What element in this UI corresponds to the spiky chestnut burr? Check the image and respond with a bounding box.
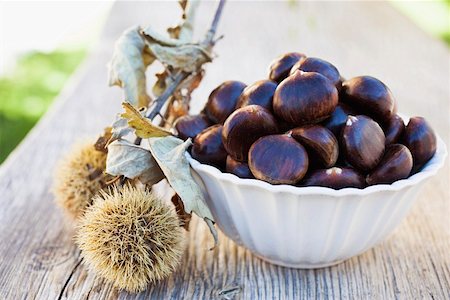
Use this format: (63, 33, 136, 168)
(76, 184, 185, 293)
(53, 142, 109, 219)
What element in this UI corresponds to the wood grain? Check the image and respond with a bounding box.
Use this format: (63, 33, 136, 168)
(0, 2, 449, 299)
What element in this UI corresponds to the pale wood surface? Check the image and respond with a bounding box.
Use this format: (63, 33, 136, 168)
(0, 2, 449, 299)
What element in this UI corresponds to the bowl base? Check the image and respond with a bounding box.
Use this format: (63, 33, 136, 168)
(254, 254, 344, 269)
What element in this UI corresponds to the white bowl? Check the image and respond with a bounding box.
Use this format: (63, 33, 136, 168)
(188, 135, 447, 268)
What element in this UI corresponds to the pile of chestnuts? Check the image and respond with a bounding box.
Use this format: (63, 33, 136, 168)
(173, 52, 438, 189)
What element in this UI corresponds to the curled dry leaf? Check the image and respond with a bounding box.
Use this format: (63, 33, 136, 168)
(148, 136, 218, 247)
(171, 193, 192, 230)
(149, 43, 211, 73)
(94, 127, 113, 153)
(153, 70, 172, 98)
(106, 139, 164, 185)
(162, 71, 205, 127)
(167, 0, 200, 42)
(142, 27, 184, 47)
(121, 102, 171, 138)
(108, 26, 153, 107)
(142, 23, 212, 74)
(108, 115, 135, 145)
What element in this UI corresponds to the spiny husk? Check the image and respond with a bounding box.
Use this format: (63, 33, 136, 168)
(76, 184, 185, 293)
(53, 142, 109, 219)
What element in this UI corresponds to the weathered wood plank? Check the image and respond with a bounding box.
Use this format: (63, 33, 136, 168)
(0, 2, 449, 299)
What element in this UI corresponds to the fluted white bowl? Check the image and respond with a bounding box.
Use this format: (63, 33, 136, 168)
(187, 133, 447, 268)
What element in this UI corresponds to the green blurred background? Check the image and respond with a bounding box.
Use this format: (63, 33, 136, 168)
(0, 1, 449, 164)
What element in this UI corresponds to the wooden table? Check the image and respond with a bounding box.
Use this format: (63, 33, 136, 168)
(1, 2, 449, 299)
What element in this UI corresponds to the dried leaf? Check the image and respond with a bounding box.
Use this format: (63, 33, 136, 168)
(162, 71, 204, 127)
(108, 114, 134, 145)
(108, 26, 153, 107)
(153, 71, 172, 97)
(121, 102, 171, 138)
(167, 0, 199, 42)
(94, 127, 113, 153)
(148, 136, 217, 246)
(164, 97, 189, 127)
(106, 140, 164, 185)
(142, 27, 184, 47)
(149, 43, 211, 73)
(180, 70, 204, 93)
(171, 193, 192, 230)
(167, 26, 181, 40)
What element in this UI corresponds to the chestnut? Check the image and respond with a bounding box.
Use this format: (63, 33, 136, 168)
(322, 103, 357, 137)
(289, 125, 338, 168)
(222, 105, 279, 161)
(226, 156, 254, 179)
(273, 71, 338, 125)
(203, 80, 247, 124)
(268, 52, 306, 83)
(366, 144, 413, 185)
(402, 116, 437, 172)
(341, 76, 395, 124)
(248, 134, 309, 184)
(289, 57, 341, 89)
(341, 115, 385, 172)
(173, 114, 212, 140)
(277, 119, 296, 132)
(236, 79, 277, 111)
(302, 167, 365, 189)
(191, 125, 227, 168)
(384, 114, 405, 145)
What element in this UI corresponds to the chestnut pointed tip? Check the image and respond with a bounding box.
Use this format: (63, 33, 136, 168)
(303, 167, 365, 189)
(402, 116, 437, 170)
(268, 52, 306, 83)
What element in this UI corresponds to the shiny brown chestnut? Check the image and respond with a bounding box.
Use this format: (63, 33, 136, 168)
(302, 167, 365, 189)
(191, 125, 227, 168)
(174, 114, 212, 140)
(268, 52, 306, 83)
(273, 71, 338, 125)
(341, 115, 386, 172)
(341, 76, 395, 124)
(402, 117, 437, 172)
(249, 134, 309, 184)
(322, 103, 357, 137)
(204, 80, 246, 124)
(384, 114, 405, 145)
(226, 156, 254, 179)
(366, 144, 413, 185)
(289, 125, 338, 168)
(222, 105, 279, 162)
(236, 79, 277, 111)
(289, 57, 341, 89)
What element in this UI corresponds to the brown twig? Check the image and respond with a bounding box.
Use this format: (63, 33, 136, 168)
(203, 0, 226, 47)
(146, 0, 226, 122)
(145, 71, 189, 120)
(134, 0, 226, 145)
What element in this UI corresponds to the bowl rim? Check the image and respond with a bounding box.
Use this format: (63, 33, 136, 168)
(187, 133, 447, 197)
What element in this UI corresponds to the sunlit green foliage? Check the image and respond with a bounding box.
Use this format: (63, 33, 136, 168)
(391, 0, 450, 46)
(0, 49, 85, 163)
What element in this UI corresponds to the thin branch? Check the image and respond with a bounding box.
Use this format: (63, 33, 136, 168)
(203, 0, 226, 46)
(143, 0, 227, 122)
(145, 71, 189, 120)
